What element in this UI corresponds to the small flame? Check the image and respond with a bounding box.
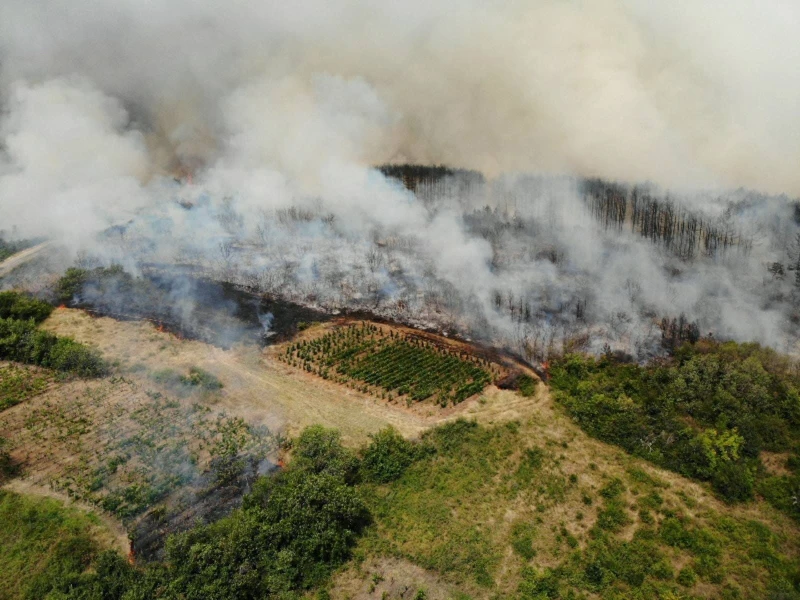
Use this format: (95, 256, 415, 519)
(57, 304, 66, 309)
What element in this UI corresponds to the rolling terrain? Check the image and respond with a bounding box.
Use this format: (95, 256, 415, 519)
(0, 248, 799, 599)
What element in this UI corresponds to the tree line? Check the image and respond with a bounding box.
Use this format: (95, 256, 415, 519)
(582, 179, 752, 259)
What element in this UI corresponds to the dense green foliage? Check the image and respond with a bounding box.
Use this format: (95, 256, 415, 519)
(56, 265, 148, 307)
(0, 437, 16, 481)
(362, 418, 800, 599)
(0, 291, 105, 377)
(550, 342, 800, 515)
(517, 374, 538, 397)
(361, 427, 427, 483)
(18, 426, 373, 600)
(362, 420, 516, 588)
(0, 291, 53, 323)
(55, 267, 92, 304)
(5, 416, 800, 599)
(0, 317, 106, 377)
(0, 489, 113, 600)
(280, 323, 495, 405)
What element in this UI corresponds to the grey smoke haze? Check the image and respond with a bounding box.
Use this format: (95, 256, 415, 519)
(1, 0, 800, 358)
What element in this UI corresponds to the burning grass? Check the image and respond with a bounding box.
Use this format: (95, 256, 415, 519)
(0, 367, 278, 561)
(279, 322, 503, 407)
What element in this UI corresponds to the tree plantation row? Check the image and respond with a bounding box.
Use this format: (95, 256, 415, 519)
(279, 323, 497, 406)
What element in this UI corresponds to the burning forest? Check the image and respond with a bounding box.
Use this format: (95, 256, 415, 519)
(3, 1, 800, 599)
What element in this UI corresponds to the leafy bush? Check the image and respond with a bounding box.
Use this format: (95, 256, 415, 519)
(517, 374, 538, 397)
(361, 427, 422, 483)
(550, 343, 800, 509)
(18, 426, 370, 599)
(288, 425, 362, 484)
(511, 522, 537, 560)
(596, 500, 630, 532)
(0, 490, 106, 600)
(180, 366, 223, 390)
(677, 566, 698, 587)
(0, 291, 53, 323)
(0, 317, 106, 377)
(0, 437, 16, 481)
(46, 337, 108, 377)
(55, 267, 89, 304)
(711, 460, 755, 502)
(757, 475, 800, 522)
(0, 236, 37, 263)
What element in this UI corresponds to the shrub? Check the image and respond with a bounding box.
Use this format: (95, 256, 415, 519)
(0, 317, 106, 377)
(176, 427, 369, 597)
(0, 437, 16, 481)
(550, 344, 800, 521)
(712, 460, 755, 502)
(518, 375, 538, 397)
(514, 446, 546, 488)
(361, 427, 421, 483)
(600, 478, 625, 499)
(288, 425, 361, 484)
(45, 426, 371, 599)
(55, 267, 89, 304)
(180, 366, 223, 390)
(511, 522, 537, 560)
(0, 291, 53, 323)
(0, 236, 34, 262)
(677, 566, 698, 587)
(172, 467, 369, 597)
(518, 567, 561, 599)
(46, 337, 107, 377)
(596, 500, 630, 532)
(24, 536, 97, 599)
(428, 418, 479, 454)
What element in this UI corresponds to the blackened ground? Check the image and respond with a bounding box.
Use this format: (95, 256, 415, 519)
(69, 269, 331, 348)
(131, 457, 280, 562)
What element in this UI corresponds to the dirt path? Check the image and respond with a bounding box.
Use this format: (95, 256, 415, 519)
(0, 242, 51, 279)
(2, 479, 129, 555)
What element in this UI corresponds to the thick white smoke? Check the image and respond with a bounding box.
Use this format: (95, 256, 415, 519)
(1, 0, 799, 358)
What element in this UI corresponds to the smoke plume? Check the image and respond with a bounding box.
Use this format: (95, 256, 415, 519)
(1, 0, 800, 358)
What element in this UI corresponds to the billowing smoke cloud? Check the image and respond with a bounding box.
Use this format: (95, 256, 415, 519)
(1, 0, 800, 359)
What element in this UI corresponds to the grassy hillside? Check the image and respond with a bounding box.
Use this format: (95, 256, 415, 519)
(0, 490, 122, 600)
(353, 416, 800, 599)
(549, 342, 800, 520)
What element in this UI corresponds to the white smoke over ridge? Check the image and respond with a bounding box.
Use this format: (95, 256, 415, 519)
(1, 0, 800, 358)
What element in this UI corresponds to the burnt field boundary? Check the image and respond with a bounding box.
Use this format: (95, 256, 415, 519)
(55, 266, 544, 381)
